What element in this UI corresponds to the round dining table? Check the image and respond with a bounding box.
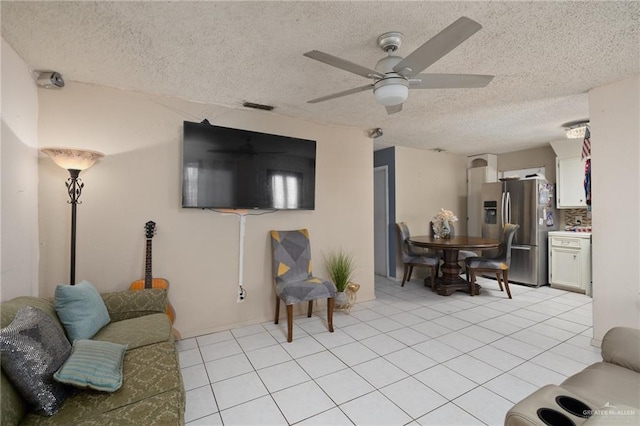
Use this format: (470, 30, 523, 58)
(407, 235, 501, 296)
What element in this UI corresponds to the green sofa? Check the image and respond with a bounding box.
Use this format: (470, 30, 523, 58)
(1, 289, 185, 425)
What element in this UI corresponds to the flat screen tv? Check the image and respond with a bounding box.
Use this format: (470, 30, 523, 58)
(182, 120, 316, 210)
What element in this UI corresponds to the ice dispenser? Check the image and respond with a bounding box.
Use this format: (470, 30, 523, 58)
(483, 201, 497, 224)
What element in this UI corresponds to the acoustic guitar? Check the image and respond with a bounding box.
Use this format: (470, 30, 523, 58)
(130, 221, 176, 323)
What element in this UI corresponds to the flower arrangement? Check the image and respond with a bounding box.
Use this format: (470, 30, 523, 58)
(432, 208, 458, 238)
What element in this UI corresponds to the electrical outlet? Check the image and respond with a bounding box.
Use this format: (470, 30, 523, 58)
(237, 286, 246, 303)
(576, 216, 583, 225)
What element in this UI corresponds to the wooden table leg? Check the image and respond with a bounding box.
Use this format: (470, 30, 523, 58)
(437, 248, 480, 296)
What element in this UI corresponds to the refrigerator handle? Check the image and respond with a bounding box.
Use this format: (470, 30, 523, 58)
(500, 192, 505, 228)
(507, 192, 512, 224)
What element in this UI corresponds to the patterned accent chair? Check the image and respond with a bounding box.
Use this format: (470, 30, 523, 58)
(269, 229, 336, 342)
(396, 222, 439, 290)
(465, 223, 520, 298)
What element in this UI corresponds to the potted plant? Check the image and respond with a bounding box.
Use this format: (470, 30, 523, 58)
(324, 248, 355, 306)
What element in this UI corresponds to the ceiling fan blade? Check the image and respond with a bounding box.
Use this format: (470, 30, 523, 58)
(307, 84, 373, 104)
(385, 104, 403, 115)
(409, 73, 494, 89)
(393, 17, 482, 78)
(304, 50, 385, 79)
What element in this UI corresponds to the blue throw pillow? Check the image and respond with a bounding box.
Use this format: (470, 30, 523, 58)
(54, 280, 110, 342)
(54, 339, 127, 392)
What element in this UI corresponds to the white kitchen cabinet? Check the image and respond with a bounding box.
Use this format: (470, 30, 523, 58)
(548, 231, 592, 295)
(556, 156, 587, 208)
(467, 154, 497, 237)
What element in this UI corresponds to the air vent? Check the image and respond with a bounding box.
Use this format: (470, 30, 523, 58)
(242, 102, 274, 111)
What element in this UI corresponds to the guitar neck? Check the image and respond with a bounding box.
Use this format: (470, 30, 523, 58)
(144, 238, 153, 289)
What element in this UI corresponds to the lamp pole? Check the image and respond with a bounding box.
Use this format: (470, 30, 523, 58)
(65, 169, 83, 285)
(41, 148, 104, 286)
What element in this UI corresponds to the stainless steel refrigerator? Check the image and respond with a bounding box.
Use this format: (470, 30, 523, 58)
(481, 178, 557, 286)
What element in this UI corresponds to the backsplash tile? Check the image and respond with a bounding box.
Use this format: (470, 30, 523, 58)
(561, 208, 591, 228)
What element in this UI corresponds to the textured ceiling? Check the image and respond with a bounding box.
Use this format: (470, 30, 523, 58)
(2, 1, 639, 154)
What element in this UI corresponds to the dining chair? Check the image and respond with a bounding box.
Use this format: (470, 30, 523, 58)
(269, 229, 336, 342)
(465, 223, 520, 298)
(396, 222, 439, 290)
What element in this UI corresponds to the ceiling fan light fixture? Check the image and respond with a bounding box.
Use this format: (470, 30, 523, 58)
(565, 122, 589, 139)
(374, 81, 408, 106)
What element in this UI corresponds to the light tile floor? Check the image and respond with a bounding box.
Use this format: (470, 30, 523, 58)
(179, 276, 596, 425)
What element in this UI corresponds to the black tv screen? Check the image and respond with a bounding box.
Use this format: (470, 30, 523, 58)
(182, 121, 316, 210)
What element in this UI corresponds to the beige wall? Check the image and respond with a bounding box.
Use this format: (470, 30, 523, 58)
(394, 146, 467, 278)
(590, 75, 640, 343)
(37, 82, 375, 338)
(1, 38, 40, 299)
(497, 145, 557, 183)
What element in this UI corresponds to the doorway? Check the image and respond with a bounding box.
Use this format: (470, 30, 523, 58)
(374, 166, 389, 277)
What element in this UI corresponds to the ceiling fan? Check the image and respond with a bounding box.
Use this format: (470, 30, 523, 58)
(303, 17, 494, 115)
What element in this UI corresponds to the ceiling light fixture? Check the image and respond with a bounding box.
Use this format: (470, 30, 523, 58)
(373, 78, 409, 106)
(565, 122, 589, 139)
(368, 128, 383, 138)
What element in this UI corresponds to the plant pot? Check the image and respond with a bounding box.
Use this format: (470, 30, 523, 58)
(335, 291, 349, 306)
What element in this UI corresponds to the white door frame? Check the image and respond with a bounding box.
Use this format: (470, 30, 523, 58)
(374, 166, 390, 277)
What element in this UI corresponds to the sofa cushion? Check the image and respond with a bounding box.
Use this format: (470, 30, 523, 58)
(1, 296, 59, 328)
(0, 306, 72, 416)
(600, 327, 640, 373)
(505, 384, 591, 426)
(58, 390, 185, 426)
(54, 340, 127, 392)
(54, 281, 111, 342)
(20, 342, 184, 425)
(561, 362, 640, 409)
(101, 289, 167, 322)
(92, 313, 172, 350)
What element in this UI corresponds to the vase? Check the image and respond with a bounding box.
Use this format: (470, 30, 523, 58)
(441, 219, 451, 239)
(335, 291, 349, 306)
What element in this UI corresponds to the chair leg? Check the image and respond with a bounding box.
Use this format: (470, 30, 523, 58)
(466, 268, 476, 296)
(470, 270, 477, 296)
(274, 296, 280, 324)
(286, 304, 294, 343)
(308, 300, 313, 317)
(401, 264, 409, 287)
(407, 265, 414, 282)
(503, 270, 512, 299)
(430, 266, 436, 291)
(496, 272, 504, 291)
(327, 297, 334, 333)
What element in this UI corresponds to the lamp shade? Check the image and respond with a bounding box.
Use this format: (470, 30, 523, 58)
(41, 148, 104, 170)
(374, 83, 408, 106)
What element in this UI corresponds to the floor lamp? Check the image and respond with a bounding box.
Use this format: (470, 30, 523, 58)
(41, 148, 104, 285)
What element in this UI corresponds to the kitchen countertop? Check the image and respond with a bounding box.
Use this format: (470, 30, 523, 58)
(548, 230, 592, 238)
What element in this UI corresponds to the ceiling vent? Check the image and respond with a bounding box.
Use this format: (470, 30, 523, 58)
(242, 102, 274, 111)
